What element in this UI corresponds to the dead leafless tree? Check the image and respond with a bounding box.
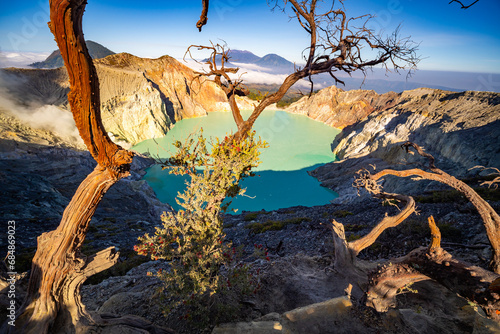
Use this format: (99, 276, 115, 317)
(185, 42, 250, 133)
(332, 151, 500, 320)
(367, 142, 500, 274)
(329, 142, 500, 320)
(366, 216, 500, 320)
(187, 0, 420, 140)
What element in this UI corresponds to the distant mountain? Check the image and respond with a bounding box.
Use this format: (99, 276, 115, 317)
(29, 41, 115, 69)
(203, 50, 260, 65)
(203, 49, 294, 70)
(255, 53, 294, 69)
(225, 50, 261, 64)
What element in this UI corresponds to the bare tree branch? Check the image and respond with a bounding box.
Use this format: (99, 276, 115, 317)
(449, 0, 479, 9)
(197, 0, 209, 31)
(350, 168, 416, 256)
(428, 216, 442, 252)
(470, 166, 500, 189)
(184, 42, 249, 131)
(191, 0, 420, 140)
(367, 220, 500, 319)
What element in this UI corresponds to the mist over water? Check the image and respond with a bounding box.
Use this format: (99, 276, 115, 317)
(133, 110, 340, 212)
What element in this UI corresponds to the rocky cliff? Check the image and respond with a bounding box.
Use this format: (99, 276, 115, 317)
(1, 53, 254, 146)
(302, 87, 500, 201)
(286, 86, 385, 129)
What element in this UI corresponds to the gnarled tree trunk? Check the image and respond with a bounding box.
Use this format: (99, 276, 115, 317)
(0, 0, 168, 332)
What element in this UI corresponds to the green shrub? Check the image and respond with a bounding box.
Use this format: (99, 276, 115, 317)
(333, 210, 353, 218)
(245, 217, 311, 234)
(135, 130, 267, 327)
(437, 221, 462, 242)
(415, 190, 466, 203)
(245, 220, 285, 234)
(344, 224, 366, 232)
(283, 217, 311, 224)
(243, 212, 259, 221)
(347, 234, 361, 242)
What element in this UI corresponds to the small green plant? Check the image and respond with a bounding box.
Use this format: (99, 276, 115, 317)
(135, 130, 267, 327)
(345, 224, 366, 232)
(246, 220, 285, 234)
(283, 217, 311, 224)
(437, 221, 462, 242)
(347, 234, 361, 242)
(333, 210, 353, 218)
(415, 190, 466, 203)
(243, 212, 259, 221)
(381, 199, 399, 207)
(245, 217, 311, 234)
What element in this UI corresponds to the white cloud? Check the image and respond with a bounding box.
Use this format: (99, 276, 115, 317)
(0, 51, 50, 68)
(180, 59, 317, 89)
(231, 62, 269, 72)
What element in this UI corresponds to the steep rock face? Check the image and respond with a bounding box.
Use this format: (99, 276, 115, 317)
(94, 53, 256, 145)
(0, 106, 170, 252)
(307, 88, 500, 200)
(332, 88, 500, 169)
(0, 107, 85, 151)
(286, 86, 399, 129)
(2, 53, 254, 146)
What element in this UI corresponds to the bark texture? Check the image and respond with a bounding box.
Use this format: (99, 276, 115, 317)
(0, 0, 174, 333)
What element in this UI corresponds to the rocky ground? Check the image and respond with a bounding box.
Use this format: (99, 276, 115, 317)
(1, 85, 500, 332)
(2, 128, 498, 332)
(76, 193, 500, 333)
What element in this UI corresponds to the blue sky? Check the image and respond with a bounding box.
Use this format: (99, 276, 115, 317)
(1, 0, 499, 74)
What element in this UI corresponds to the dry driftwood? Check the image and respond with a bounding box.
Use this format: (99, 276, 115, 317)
(366, 216, 500, 321)
(374, 142, 500, 273)
(330, 142, 500, 321)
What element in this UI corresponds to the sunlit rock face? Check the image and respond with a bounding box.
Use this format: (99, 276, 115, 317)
(286, 85, 399, 129)
(331, 88, 500, 167)
(95, 53, 255, 145)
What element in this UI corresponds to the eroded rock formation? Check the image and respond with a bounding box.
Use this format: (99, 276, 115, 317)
(288, 87, 500, 200)
(1, 53, 255, 146)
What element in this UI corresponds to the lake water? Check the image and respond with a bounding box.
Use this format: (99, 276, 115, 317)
(133, 110, 340, 212)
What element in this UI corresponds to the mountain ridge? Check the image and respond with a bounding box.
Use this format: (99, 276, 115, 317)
(29, 40, 115, 69)
(203, 49, 294, 69)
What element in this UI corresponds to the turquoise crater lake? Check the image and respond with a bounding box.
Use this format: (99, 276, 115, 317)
(133, 110, 340, 212)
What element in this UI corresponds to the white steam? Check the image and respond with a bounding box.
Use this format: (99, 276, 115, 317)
(0, 74, 83, 145)
(0, 51, 50, 69)
(18, 104, 82, 142)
